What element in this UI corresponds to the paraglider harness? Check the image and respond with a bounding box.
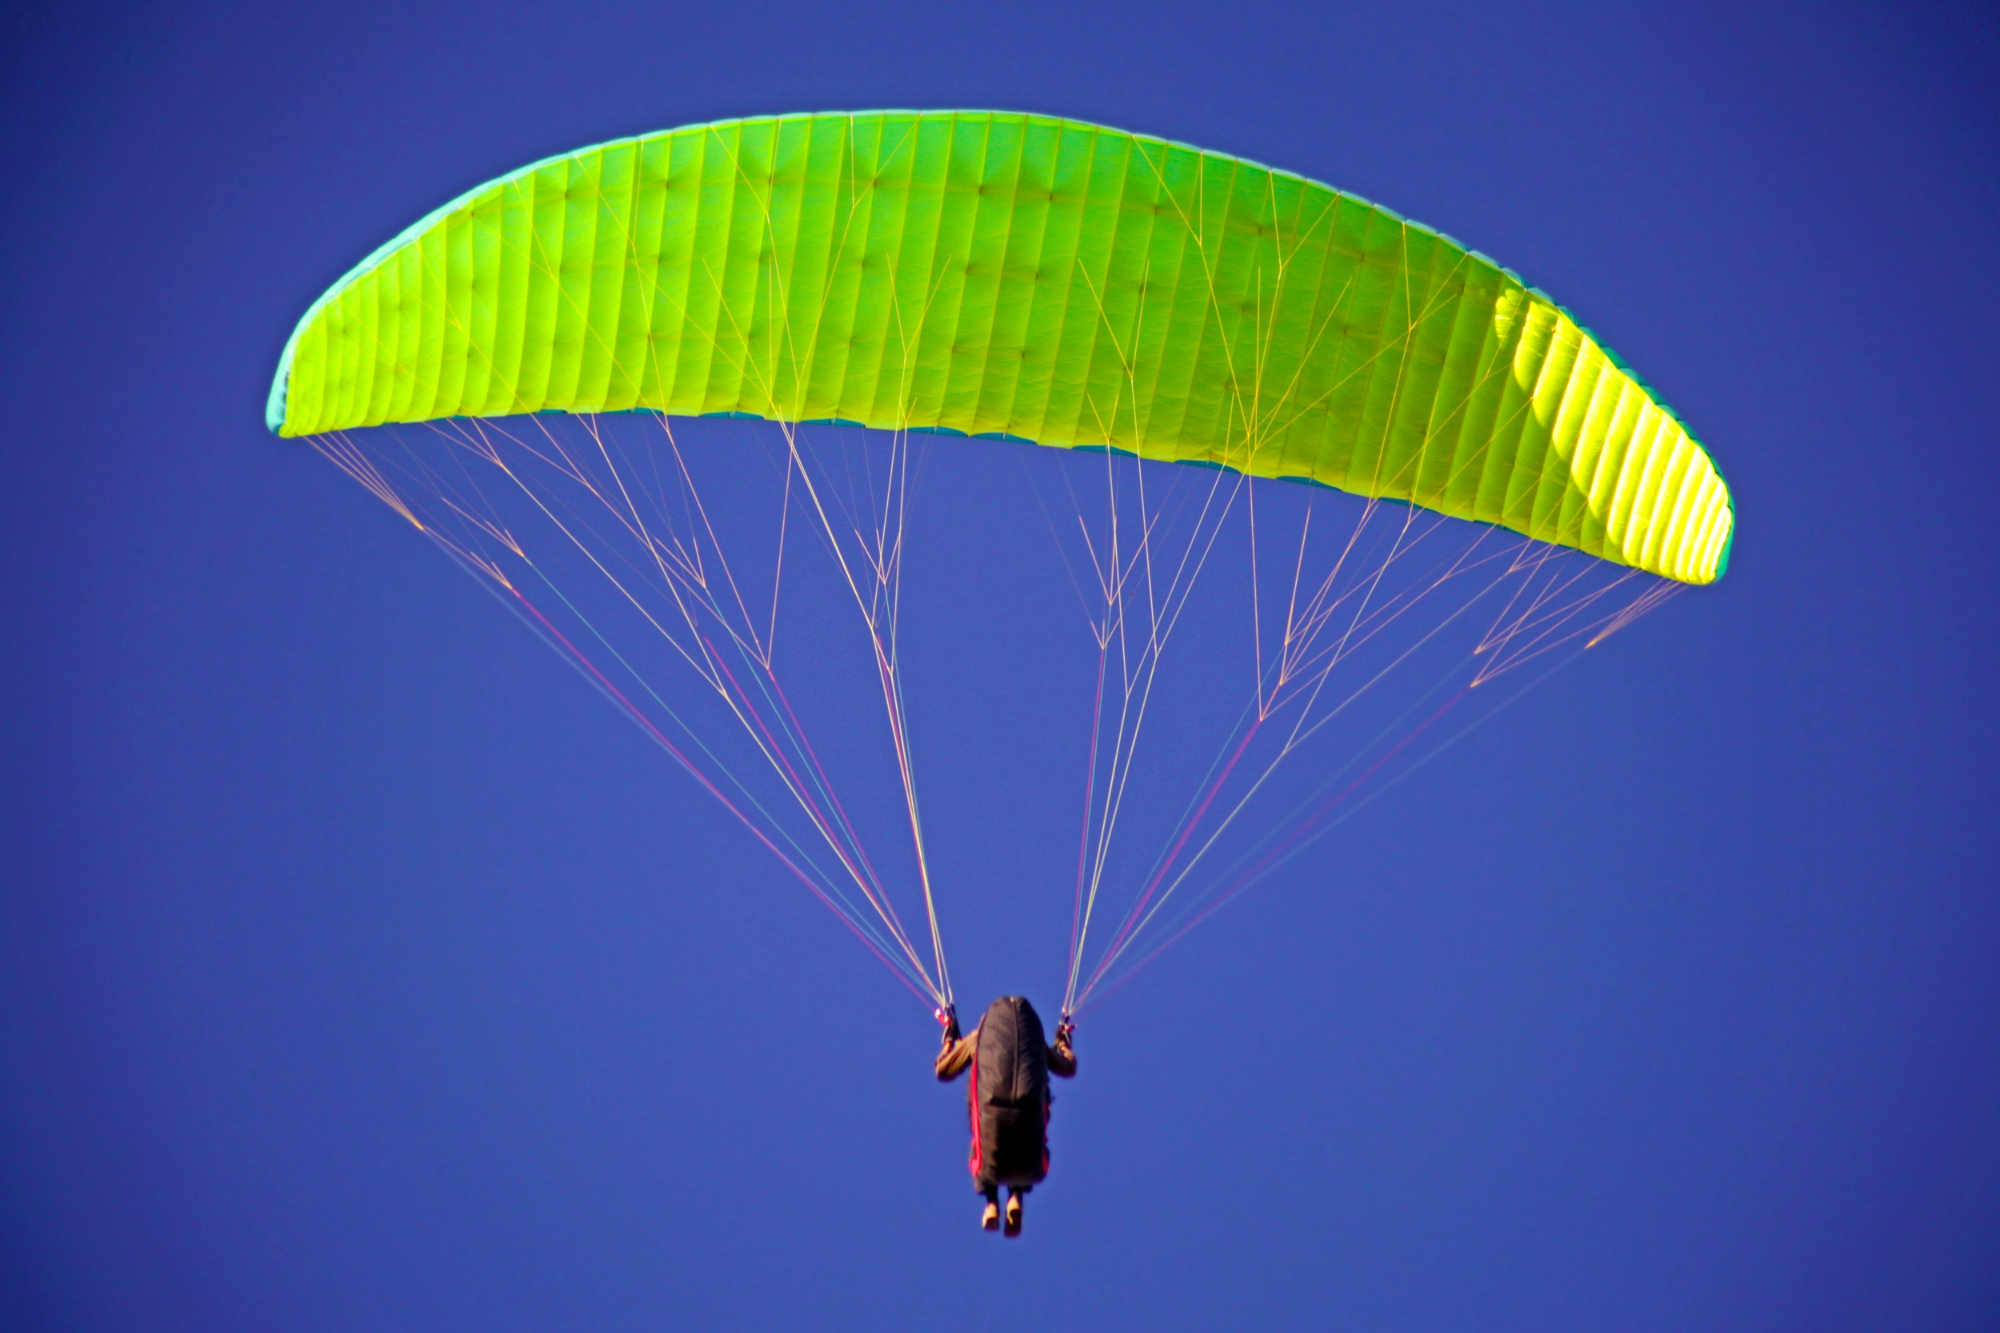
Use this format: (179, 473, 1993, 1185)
(939, 1001, 1074, 1188)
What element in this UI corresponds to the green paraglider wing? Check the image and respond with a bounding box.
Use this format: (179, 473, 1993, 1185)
(269, 111, 1733, 583)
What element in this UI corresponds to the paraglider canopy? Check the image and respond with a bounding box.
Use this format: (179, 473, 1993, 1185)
(269, 110, 1731, 584)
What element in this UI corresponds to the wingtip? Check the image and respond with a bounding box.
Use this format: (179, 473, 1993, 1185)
(1711, 511, 1735, 581)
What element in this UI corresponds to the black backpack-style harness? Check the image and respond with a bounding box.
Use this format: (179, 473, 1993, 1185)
(968, 996, 1053, 1189)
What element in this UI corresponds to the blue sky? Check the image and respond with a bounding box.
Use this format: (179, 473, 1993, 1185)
(3, 2, 1996, 1329)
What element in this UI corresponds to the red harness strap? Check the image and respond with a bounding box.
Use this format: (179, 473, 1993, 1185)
(966, 1042, 983, 1178)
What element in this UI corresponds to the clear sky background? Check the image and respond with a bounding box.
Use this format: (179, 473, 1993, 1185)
(3, 2, 1997, 1329)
